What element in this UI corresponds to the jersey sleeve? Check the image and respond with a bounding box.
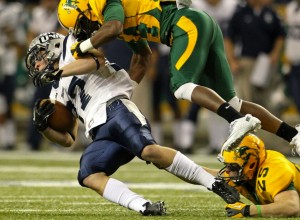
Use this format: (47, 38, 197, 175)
(103, 0, 125, 23)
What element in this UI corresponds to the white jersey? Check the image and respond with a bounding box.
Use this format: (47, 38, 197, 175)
(191, 0, 238, 33)
(49, 34, 135, 137)
(285, 1, 300, 63)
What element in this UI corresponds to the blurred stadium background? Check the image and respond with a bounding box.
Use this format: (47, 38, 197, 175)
(1, 0, 300, 218)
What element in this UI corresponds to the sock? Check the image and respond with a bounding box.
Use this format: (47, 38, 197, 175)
(103, 178, 149, 213)
(217, 103, 243, 123)
(165, 152, 215, 189)
(276, 122, 298, 142)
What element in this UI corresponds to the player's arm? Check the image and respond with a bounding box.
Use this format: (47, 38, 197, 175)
(41, 125, 78, 148)
(127, 39, 153, 84)
(249, 189, 299, 217)
(33, 99, 78, 147)
(33, 50, 105, 86)
(60, 50, 105, 77)
(72, 0, 124, 58)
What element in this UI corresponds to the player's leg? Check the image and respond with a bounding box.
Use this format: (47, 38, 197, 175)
(207, 21, 299, 153)
(169, 9, 300, 153)
(102, 99, 239, 203)
(78, 139, 166, 215)
(168, 9, 260, 149)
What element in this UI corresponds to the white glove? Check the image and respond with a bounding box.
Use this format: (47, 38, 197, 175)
(176, 0, 192, 9)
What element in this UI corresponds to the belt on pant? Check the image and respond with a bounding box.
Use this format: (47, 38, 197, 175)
(106, 95, 128, 107)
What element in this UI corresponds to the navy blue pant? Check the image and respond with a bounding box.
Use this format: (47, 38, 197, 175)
(78, 100, 156, 186)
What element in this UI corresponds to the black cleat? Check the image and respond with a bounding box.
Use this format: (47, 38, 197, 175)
(211, 178, 240, 204)
(140, 201, 166, 216)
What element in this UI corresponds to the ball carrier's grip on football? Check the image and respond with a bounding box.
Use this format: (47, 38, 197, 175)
(39, 99, 77, 135)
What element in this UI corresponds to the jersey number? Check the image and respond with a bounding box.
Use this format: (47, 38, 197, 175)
(68, 76, 91, 110)
(257, 167, 269, 192)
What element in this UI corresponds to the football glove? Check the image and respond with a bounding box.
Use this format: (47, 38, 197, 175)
(71, 41, 85, 59)
(33, 99, 55, 131)
(225, 202, 250, 218)
(176, 0, 192, 9)
(32, 69, 63, 87)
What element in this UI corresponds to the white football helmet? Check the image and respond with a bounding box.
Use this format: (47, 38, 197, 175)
(25, 32, 65, 78)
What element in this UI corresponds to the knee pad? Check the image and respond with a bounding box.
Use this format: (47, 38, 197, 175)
(228, 96, 243, 112)
(174, 83, 197, 101)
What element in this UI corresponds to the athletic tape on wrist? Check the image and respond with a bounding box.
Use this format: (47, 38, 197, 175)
(79, 38, 95, 53)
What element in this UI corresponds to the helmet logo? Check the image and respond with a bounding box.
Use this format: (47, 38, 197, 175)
(39, 33, 62, 44)
(63, 0, 79, 13)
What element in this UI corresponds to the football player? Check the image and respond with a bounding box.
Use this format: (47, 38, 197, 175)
(51, 0, 300, 155)
(217, 134, 300, 218)
(25, 31, 240, 216)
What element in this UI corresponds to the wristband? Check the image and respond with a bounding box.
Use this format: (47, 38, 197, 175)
(256, 205, 262, 217)
(79, 38, 95, 53)
(90, 54, 100, 70)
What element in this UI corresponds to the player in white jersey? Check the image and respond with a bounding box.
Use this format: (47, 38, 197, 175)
(26, 32, 240, 216)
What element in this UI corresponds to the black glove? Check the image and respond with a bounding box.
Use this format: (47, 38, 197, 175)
(32, 69, 63, 87)
(33, 99, 55, 131)
(226, 202, 250, 218)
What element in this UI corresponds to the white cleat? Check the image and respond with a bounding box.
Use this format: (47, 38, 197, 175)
(222, 114, 261, 151)
(290, 124, 300, 156)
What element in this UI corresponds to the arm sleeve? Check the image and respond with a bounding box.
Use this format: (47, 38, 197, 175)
(103, 0, 125, 24)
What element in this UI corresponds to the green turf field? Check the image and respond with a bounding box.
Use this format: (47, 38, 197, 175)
(0, 151, 299, 220)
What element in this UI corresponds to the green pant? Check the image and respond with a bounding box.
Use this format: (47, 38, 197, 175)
(160, 5, 236, 101)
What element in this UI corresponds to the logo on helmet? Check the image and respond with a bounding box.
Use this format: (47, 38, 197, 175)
(63, 0, 79, 13)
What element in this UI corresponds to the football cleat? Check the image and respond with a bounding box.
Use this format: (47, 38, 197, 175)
(140, 201, 166, 216)
(222, 114, 261, 151)
(290, 124, 300, 156)
(211, 178, 240, 204)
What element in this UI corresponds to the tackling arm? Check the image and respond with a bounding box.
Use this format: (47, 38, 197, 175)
(128, 40, 153, 84)
(73, 1, 125, 57)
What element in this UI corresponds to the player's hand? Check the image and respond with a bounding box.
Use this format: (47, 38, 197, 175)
(71, 41, 85, 59)
(33, 99, 55, 131)
(225, 202, 250, 218)
(176, 0, 192, 9)
(32, 69, 63, 87)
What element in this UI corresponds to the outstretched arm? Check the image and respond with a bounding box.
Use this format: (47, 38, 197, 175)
(250, 190, 299, 217)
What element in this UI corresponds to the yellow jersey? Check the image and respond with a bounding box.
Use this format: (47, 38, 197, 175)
(229, 150, 300, 205)
(89, 0, 164, 43)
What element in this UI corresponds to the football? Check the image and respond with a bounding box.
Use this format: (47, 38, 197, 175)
(39, 99, 76, 133)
